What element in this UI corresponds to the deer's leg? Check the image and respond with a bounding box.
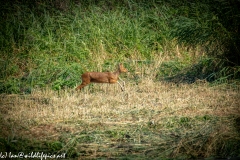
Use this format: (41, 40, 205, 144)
(117, 81, 124, 91)
(76, 73, 90, 90)
(118, 77, 125, 87)
(118, 77, 125, 91)
(109, 78, 125, 91)
(75, 83, 89, 90)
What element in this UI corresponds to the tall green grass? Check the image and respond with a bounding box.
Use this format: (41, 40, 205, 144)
(0, 1, 172, 93)
(169, 0, 240, 65)
(1, 0, 239, 94)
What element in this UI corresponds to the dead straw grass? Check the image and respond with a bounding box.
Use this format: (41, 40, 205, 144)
(0, 78, 240, 158)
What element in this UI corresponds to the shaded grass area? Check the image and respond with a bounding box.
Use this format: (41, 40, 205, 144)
(157, 56, 240, 84)
(1, 80, 240, 159)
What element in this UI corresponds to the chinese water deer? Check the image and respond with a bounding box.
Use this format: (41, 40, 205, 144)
(75, 63, 128, 91)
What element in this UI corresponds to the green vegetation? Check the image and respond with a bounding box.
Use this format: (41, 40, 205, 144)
(1, 0, 240, 159)
(1, 0, 239, 93)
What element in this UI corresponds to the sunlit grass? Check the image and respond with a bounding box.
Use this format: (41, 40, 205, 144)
(1, 77, 239, 158)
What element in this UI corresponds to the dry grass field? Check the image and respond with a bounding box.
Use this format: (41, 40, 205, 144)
(1, 75, 240, 159)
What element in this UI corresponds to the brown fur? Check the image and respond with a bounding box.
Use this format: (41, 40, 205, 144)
(76, 63, 128, 91)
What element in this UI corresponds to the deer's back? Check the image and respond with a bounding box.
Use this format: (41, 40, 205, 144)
(87, 72, 117, 83)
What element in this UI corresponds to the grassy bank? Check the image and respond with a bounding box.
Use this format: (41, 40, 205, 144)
(1, 0, 239, 94)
